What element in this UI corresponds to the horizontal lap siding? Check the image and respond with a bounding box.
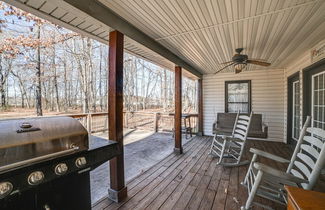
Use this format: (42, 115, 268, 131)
(203, 69, 285, 142)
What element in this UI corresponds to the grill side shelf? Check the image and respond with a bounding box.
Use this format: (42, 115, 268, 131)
(0, 140, 119, 200)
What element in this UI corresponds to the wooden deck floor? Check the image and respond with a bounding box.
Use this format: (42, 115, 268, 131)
(92, 136, 324, 210)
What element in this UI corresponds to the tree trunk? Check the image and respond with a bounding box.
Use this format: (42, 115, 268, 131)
(53, 44, 60, 112)
(63, 56, 68, 112)
(99, 45, 103, 111)
(35, 24, 43, 116)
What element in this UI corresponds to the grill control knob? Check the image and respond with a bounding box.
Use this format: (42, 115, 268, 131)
(75, 157, 87, 168)
(54, 163, 68, 175)
(0, 182, 13, 199)
(28, 171, 44, 185)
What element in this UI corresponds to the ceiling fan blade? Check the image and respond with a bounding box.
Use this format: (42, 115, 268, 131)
(247, 60, 271, 66)
(215, 63, 234, 74)
(221, 61, 233, 65)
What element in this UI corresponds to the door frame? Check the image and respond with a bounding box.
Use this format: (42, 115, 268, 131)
(303, 58, 325, 124)
(287, 72, 299, 145)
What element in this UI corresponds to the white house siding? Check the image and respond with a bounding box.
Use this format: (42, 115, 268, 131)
(203, 69, 285, 142)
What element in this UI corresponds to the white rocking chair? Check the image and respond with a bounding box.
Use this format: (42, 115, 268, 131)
(210, 112, 253, 167)
(241, 116, 325, 210)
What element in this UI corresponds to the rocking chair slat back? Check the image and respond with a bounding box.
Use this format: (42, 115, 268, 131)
(239, 115, 251, 121)
(304, 136, 324, 149)
(300, 144, 319, 159)
(307, 127, 325, 139)
(293, 161, 311, 178)
(237, 124, 248, 130)
(233, 133, 245, 141)
(297, 153, 315, 169)
(237, 120, 249, 126)
(234, 128, 246, 137)
(287, 120, 325, 190)
(291, 169, 305, 179)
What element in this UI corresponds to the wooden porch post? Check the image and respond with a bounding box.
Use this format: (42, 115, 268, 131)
(174, 66, 183, 154)
(198, 79, 203, 136)
(108, 30, 127, 202)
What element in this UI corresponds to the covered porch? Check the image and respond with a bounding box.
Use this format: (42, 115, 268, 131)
(1, 0, 325, 209)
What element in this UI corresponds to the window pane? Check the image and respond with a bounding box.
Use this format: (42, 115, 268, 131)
(292, 81, 300, 140)
(312, 72, 325, 129)
(227, 83, 248, 102)
(228, 103, 249, 113)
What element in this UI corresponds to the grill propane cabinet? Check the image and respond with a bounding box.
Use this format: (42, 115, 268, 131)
(0, 116, 120, 210)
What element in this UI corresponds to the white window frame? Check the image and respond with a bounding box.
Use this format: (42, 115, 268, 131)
(311, 71, 325, 129)
(292, 80, 300, 140)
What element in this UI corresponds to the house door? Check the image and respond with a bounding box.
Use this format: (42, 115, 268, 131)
(287, 73, 300, 145)
(303, 59, 325, 131)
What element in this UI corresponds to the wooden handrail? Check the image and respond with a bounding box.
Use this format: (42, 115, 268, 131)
(66, 111, 199, 134)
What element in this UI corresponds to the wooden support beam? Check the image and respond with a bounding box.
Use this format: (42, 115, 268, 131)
(108, 30, 127, 202)
(174, 66, 183, 154)
(198, 79, 203, 136)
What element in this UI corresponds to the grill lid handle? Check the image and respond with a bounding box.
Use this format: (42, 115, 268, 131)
(20, 122, 32, 129)
(16, 122, 41, 133)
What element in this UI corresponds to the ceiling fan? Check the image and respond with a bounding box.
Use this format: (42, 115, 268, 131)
(215, 48, 271, 74)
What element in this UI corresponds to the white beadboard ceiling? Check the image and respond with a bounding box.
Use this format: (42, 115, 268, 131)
(4, 0, 325, 76)
(100, 0, 325, 74)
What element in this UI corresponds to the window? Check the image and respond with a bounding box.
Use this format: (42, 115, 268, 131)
(225, 80, 251, 113)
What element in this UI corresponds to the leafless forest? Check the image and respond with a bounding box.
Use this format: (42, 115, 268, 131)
(0, 3, 197, 118)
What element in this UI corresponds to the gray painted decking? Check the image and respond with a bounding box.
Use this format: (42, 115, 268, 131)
(93, 136, 325, 210)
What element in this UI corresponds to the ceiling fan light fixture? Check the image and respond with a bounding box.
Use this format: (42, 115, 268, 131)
(234, 63, 246, 73)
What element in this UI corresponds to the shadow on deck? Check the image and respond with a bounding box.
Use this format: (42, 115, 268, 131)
(93, 136, 325, 210)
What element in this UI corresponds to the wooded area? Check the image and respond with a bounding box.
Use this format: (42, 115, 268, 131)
(0, 2, 197, 117)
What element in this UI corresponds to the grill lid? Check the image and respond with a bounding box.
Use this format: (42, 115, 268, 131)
(0, 116, 88, 171)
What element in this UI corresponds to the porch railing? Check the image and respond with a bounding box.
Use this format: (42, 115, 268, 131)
(67, 111, 198, 134)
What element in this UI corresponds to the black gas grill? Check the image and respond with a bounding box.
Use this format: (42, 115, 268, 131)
(0, 116, 119, 210)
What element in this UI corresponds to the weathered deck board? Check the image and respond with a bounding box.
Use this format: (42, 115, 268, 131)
(93, 136, 325, 210)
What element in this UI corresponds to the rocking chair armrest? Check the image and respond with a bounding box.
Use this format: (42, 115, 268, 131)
(253, 162, 308, 184)
(250, 148, 290, 163)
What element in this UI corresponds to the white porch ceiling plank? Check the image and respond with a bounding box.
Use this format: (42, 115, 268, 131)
(69, 17, 84, 27)
(25, 0, 44, 9)
(50, 7, 68, 19)
(60, 12, 75, 23)
(162, 36, 208, 72)
(174, 33, 214, 71)
(151, 0, 186, 33)
(267, 5, 311, 66)
(197, 0, 212, 26)
(138, 0, 177, 37)
(102, 0, 162, 40)
(38, 1, 56, 14)
(127, 0, 170, 38)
